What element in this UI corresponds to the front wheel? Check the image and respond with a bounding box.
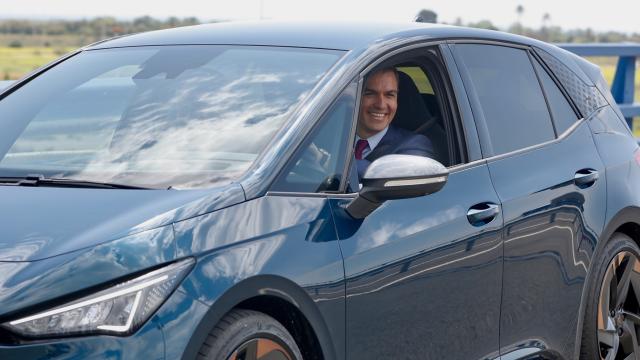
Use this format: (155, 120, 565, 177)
(581, 233, 640, 359)
(197, 309, 303, 360)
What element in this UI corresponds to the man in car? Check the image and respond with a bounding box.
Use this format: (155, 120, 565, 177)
(355, 67, 435, 179)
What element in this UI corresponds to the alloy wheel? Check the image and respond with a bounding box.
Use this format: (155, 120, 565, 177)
(598, 251, 640, 360)
(228, 338, 294, 360)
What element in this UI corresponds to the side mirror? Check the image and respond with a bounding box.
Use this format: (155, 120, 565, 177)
(345, 155, 448, 219)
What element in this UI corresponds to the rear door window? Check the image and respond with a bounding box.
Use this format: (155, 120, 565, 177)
(454, 44, 555, 156)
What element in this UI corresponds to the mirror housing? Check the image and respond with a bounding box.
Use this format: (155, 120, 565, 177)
(345, 155, 448, 219)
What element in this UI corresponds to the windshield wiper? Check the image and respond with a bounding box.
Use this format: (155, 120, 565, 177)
(0, 175, 153, 189)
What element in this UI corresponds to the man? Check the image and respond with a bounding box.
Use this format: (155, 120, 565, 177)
(355, 67, 435, 179)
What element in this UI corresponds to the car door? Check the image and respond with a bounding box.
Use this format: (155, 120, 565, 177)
(451, 42, 607, 359)
(329, 45, 504, 360)
(268, 82, 365, 360)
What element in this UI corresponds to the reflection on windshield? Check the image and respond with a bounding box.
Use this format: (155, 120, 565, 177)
(0, 45, 342, 189)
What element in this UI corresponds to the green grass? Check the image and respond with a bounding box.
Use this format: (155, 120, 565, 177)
(0, 34, 88, 48)
(0, 46, 73, 80)
(589, 58, 640, 137)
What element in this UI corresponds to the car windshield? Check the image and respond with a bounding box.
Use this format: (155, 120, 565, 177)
(0, 45, 342, 189)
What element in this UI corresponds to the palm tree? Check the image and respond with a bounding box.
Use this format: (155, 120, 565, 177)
(542, 13, 551, 28)
(540, 13, 551, 41)
(516, 5, 524, 24)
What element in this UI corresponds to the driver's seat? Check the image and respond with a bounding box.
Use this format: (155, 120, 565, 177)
(393, 71, 449, 165)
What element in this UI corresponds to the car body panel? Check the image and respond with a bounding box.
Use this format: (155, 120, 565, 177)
(150, 288, 210, 360)
(0, 284, 236, 360)
(331, 162, 503, 359)
(173, 195, 345, 360)
(487, 122, 606, 358)
(0, 225, 176, 318)
(0, 313, 166, 360)
(447, 37, 611, 358)
(0, 184, 244, 262)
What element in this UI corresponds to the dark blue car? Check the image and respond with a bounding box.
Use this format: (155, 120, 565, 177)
(0, 21, 639, 360)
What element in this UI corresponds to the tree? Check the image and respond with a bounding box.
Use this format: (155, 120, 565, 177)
(513, 5, 525, 34)
(516, 5, 524, 23)
(542, 12, 551, 27)
(469, 20, 499, 31)
(540, 13, 551, 41)
(415, 9, 438, 23)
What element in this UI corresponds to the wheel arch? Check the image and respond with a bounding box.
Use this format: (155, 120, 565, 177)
(573, 206, 640, 358)
(180, 274, 336, 360)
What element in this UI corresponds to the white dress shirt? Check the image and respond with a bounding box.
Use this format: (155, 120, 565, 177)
(355, 126, 389, 159)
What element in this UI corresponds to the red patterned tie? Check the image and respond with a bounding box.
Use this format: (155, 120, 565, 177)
(354, 139, 369, 160)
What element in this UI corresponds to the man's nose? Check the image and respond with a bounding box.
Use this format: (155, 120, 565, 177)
(372, 94, 386, 107)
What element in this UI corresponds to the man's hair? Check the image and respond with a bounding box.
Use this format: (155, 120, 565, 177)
(364, 67, 400, 89)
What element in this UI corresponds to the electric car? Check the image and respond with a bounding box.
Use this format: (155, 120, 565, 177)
(0, 21, 638, 360)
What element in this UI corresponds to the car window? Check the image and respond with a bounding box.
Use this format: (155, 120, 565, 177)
(532, 59, 579, 135)
(392, 62, 453, 166)
(455, 44, 555, 155)
(0, 45, 342, 189)
(271, 83, 356, 193)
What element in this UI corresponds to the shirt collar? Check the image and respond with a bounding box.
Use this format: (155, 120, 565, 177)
(356, 126, 388, 152)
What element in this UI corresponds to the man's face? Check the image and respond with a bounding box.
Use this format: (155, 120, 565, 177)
(357, 70, 398, 139)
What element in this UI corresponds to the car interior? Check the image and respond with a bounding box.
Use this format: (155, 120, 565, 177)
(380, 48, 464, 168)
(394, 67, 449, 166)
(273, 48, 465, 194)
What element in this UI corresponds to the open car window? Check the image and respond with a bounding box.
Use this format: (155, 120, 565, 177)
(392, 60, 456, 167)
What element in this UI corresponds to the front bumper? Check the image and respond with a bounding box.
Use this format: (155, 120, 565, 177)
(0, 288, 209, 360)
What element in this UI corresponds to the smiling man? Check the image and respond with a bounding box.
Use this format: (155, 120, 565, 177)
(355, 67, 435, 179)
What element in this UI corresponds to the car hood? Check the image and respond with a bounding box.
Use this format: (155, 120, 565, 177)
(0, 184, 245, 262)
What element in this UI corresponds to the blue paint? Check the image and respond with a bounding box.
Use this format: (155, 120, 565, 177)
(0, 22, 638, 360)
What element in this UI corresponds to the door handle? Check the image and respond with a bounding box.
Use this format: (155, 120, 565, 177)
(574, 168, 599, 188)
(467, 203, 500, 226)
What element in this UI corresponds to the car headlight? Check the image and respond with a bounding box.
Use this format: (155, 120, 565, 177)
(2, 258, 195, 338)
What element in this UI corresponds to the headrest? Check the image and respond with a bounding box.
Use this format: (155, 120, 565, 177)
(393, 71, 433, 132)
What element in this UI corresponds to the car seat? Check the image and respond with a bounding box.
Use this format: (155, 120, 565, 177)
(394, 71, 449, 165)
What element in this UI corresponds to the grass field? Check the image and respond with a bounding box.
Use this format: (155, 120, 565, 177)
(1, 47, 638, 134)
(0, 46, 73, 80)
(592, 59, 640, 136)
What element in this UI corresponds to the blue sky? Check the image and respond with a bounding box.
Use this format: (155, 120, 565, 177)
(3, 0, 639, 33)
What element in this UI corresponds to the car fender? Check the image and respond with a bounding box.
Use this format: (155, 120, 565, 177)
(180, 274, 337, 360)
(573, 205, 640, 359)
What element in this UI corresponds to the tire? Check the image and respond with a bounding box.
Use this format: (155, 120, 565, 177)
(581, 232, 640, 359)
(197, 309, 303, 360)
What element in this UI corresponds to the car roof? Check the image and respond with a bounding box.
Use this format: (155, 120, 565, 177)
(88, 20, 546, 52)
(87, 20, 595, 96)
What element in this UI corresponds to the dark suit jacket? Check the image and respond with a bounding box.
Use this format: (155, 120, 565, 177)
(356, 125, 435, 179)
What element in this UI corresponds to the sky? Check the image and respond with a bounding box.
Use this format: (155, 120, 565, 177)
(2, 0, 639, 34)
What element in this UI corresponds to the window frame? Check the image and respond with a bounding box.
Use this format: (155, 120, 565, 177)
(267, 41, 476, 196)
(338, 45, 472, 194)
(268, 79, 359, 195)
(393, 51, 467, 167)
(529, 51, 582, 136)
